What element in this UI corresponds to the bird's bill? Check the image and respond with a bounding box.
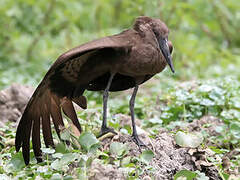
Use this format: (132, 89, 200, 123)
(159, 38, 175, 73)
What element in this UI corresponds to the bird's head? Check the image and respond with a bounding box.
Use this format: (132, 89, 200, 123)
(133, 16, 174, 73)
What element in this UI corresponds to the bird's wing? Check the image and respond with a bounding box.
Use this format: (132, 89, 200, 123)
(15, 31, 133, 165)
(51, 32, 132, 69)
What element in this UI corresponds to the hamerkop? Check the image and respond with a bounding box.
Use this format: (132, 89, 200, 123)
(15, 16, 174, 165)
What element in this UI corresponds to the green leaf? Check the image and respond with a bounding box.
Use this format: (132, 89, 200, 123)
(175, 131, 203, 148)
(41, 147, 55, 154)
(60, 128, 71, 141)
(51, 153, 79, 170)
(149, 117, 163, 124)
(61, 153, 79, 164)
(78, 132, 99, 152)
(230, 122, 240, 139)
(0, 174, 11, 180)
(51, 159, 62, 171)
(55, 142, 69, 154)
(36, 165, 49, 173)
(7, 152, 25, 171)
(51, 173, 63, 180)
(195, 170, 209, 180)
(110, 142, 128, 158)
(174, 170, 197, 180)
(221, 172, 230, 180)
(121, 156, 131, 167)
(63, 175, 74, 180)
(52, 153, 63, 159)
(86, 156, 94, 168)
(139, 150, 154, 164)
(97, 151, 109, 159)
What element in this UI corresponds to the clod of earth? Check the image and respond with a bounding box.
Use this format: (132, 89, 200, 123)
(0, 83, 34, 127)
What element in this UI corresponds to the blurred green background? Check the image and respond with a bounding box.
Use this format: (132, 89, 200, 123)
(0, 0, 240, 88)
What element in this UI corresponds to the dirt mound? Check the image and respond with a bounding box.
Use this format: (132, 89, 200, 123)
(95, 130, 220, 180)
(0, 83, 34, 127)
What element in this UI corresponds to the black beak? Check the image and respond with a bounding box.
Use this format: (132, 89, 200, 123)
(159, 38, 175, 73)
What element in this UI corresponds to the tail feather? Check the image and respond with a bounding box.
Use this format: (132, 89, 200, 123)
(73, 96, 87, 109)
(42, 104, 54, 147)
(50, 94, 65, 139)
(15, 117, 24, 152)
(15, 82, 86, 165)
(15, 107, 33, 151)
(61, 98, 82, 133)
(32, 115, 42, 163)
(21, 113, 33, 165)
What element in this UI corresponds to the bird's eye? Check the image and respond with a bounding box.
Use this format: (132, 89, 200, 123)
(152, 29, 159, 37)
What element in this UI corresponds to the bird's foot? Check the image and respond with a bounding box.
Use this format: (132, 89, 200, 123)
(97, 126, 117, 138)
(132, 134, 147, 148)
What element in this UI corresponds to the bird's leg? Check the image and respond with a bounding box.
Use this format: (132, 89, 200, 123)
(98, 73, 117, 137)
(130, 85, 146, 147)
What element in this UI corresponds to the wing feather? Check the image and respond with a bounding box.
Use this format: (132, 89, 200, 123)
(61, 98, 82, 133)
(50, 94, 64, 139)
(15, 29, 134, 165)
(53, 33, 132, 67)
(32, 115, 42, 162)
(41, 104, 54, 147)
(21, 113, 33, 165)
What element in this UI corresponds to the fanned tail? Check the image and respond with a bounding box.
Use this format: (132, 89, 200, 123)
(15, 82, 86, 165)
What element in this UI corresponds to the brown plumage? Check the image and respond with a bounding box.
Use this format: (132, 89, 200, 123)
(15, 16, 174, 165)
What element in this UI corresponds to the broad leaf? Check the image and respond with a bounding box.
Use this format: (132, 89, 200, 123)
(174, 170, 197, 180)
(78, 132, 100, 152)
(175, 131, 203, 148)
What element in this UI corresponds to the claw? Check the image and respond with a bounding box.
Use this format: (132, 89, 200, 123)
(132, 134, 147, 148)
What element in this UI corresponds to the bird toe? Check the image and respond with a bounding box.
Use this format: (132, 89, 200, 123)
(97, 127, 117, 138)
(132, 134, 148, 149)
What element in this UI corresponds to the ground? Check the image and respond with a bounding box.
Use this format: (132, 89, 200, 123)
(0, 84, 239, 179)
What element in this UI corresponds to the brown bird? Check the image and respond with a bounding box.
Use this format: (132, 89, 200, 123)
(15, 16, 174, 165)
